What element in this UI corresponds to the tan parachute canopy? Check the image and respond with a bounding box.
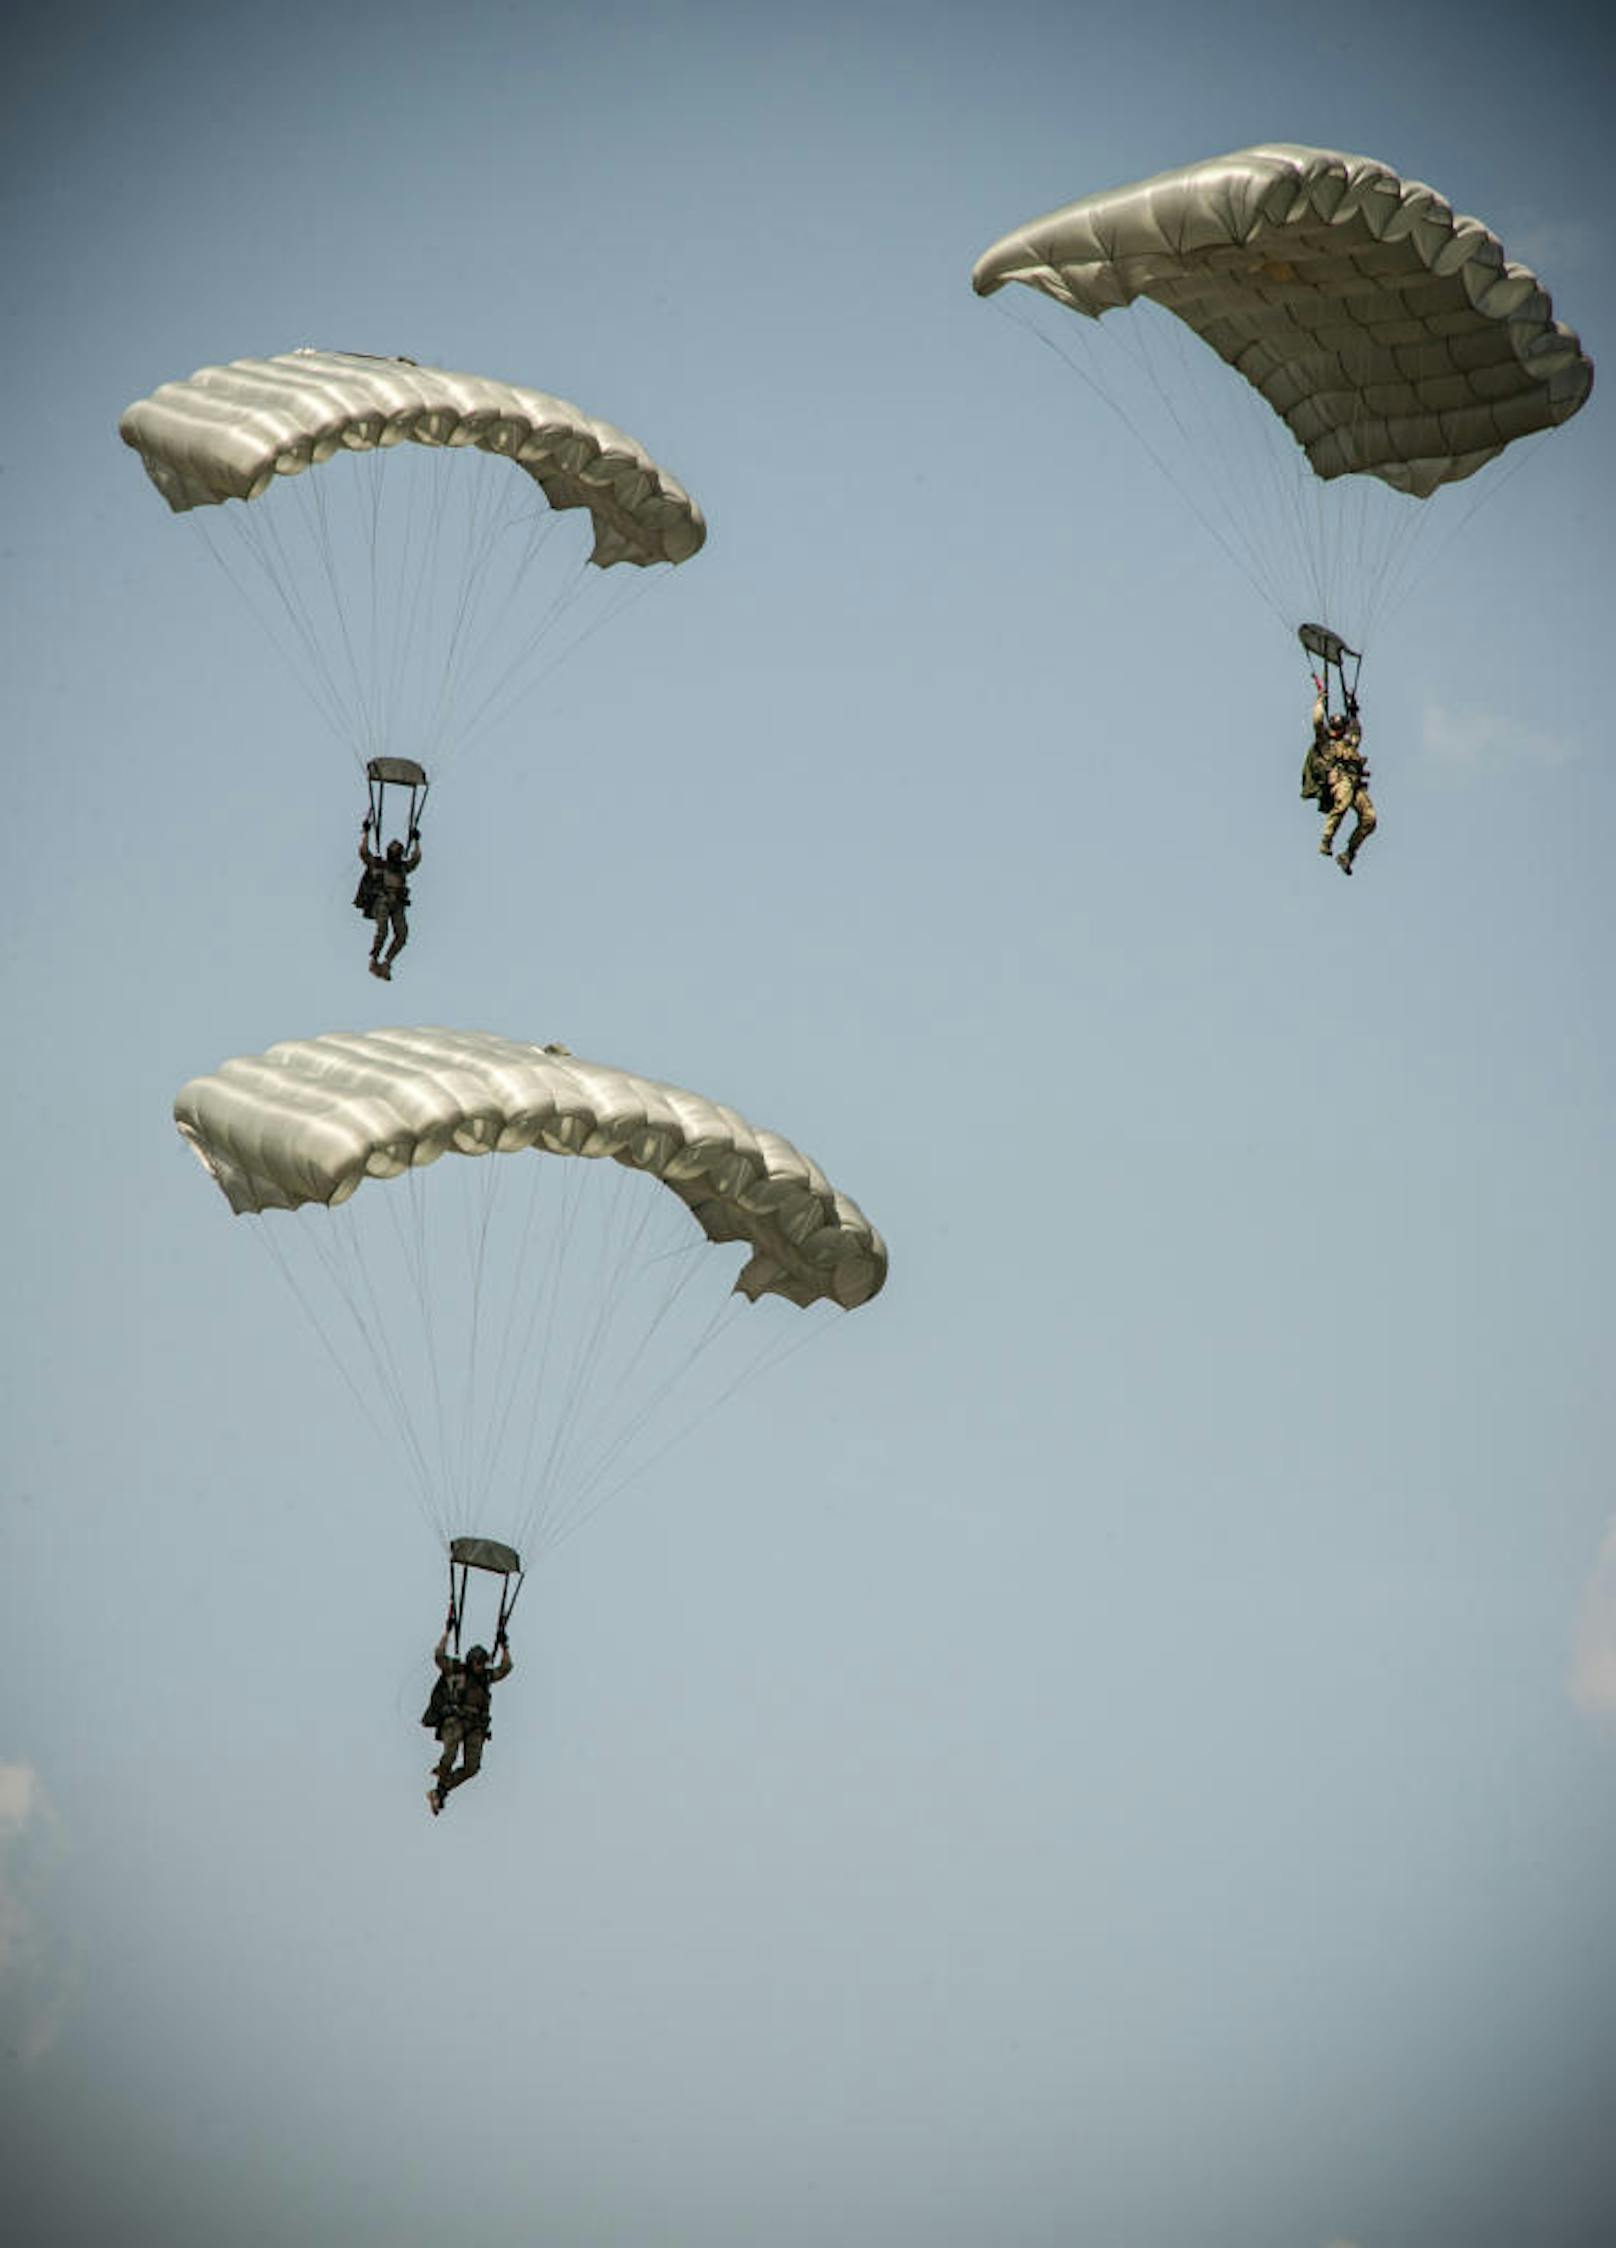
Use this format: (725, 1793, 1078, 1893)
(174, 1029, 886, 1313)
(972, 144, 1593, 497)
(120, 349, 706, 566)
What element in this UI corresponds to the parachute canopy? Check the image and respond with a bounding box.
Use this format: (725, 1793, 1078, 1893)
(119, 348, 706, 567)
(971, 144, 1593, 498)
(175, 1029, 887, 1313)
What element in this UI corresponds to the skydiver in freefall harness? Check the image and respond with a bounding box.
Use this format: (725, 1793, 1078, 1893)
(1301, 694, 1376, 876)
(425, 1618, 513, 1816)
(357, 815, 422, 977)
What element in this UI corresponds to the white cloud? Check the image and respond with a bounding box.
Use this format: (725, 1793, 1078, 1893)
(1422, 703, 1575, 774)
(1571, 1522, 1616, 1721)
(0, 1761, 72, 2065)
(0, 1762, 39, 1831)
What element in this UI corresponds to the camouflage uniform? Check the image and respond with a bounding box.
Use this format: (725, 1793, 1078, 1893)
(1304, 697, 1376, 872)
(429, 1642, 512, 1805)
(359, 833, 422, 968)
(433, 1711, 486, 1794)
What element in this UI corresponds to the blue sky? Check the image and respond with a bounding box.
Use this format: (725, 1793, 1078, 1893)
(4, 3, 1614, 2243)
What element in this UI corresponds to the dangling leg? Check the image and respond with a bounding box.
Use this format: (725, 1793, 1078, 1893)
(381, 904, 408, 974)
(1320, 768, 1352, 859)
(1338, 786, 1377, 875)
(369, 904, 389, 978)
(440, 1727, 485, 1799)
(430, 1718, 464, 1813)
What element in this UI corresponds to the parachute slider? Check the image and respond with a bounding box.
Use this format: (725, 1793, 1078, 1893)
(449, 1535, 522, 1578)
(368, 755, 429, 790)
(1299, 621, 1363, 719)
(366, 755, 428, 843)
(1298, 622, 1360, 669)
(446, 1535, 523, 1655)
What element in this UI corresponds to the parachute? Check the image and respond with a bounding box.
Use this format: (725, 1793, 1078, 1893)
(120, 351, 705, 558)
(972, 145, 1593, 664)
(120, 350, 706, 786)
(174, 1029, 886, 1564)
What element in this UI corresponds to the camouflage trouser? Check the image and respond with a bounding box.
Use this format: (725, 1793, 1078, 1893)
(1320, 768, 1376, 864)
(369, 901, 409, 961)
(434, 1719, 487, 1796)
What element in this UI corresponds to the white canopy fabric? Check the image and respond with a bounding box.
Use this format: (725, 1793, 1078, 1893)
(972, 144, 1593, 496)
(176, 1029, 887, 1312)
(121, 349, 706, 566)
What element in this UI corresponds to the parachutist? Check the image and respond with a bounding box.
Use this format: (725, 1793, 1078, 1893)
(356, 817, 421, 977)
(425, 1622, 512, 1816)
(1301, 697, 1375, 875)
(120, 359, 708, 952)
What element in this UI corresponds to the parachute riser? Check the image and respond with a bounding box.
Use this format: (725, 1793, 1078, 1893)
(446, 1534, 524, 1657)
(497, 1569, 526, 1640)
(448, 1557, 466, 1659)
(366, 755, 430, 851)
(1299, 622, 1362, 722)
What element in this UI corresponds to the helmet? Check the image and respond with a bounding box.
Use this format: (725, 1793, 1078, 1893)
(1328, 712, 1350, 736)
(387, 838, 405, 862)
(466, 1644, 489, 1668)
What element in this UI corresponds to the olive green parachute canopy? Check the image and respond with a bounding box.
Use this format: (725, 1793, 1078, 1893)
(120, 350, 706, 567)
(175, 1030, 886, 1312)
(972, 144, 1593, 497)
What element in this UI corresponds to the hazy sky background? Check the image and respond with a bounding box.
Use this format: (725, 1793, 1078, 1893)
(4, 2, 1615, 2243)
